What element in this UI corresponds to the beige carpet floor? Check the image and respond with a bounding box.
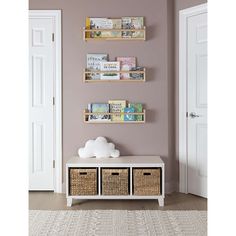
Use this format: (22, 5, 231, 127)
(29, 210, 207, 236)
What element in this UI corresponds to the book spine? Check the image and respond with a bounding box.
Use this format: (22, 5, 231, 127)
(87, 103, 91, 121)
(85, 17, 90, 38)
(87, 103, 91, 112)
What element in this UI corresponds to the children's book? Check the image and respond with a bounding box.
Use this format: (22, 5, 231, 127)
(89, 103, 110, 122)
(116, 57, 136, 79)
(89, 18, 113, 38)
(121, 17, 133, 38)
(108, 100, 127, 121)
(130, 66, 144, 80)
(100, 61, 120, 80)
(121, 17, 144, 38)
(124, 107, 135, 121)
(131, 17, 144, 38)
(128, 103, 143, 121)
(86, 54, 108, 80)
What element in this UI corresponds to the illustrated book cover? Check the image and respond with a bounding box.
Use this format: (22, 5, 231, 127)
(100, 61, 120, 80)
(130, 66, 145, 80)
(131, 17, 144, 38)
(123, 107, 135, 121)
(116, 57, 136, 79)
(121, 17, 132, 38)
(89, 18, 113, 38)
(88, 103, 110, 122)
(86, 54, 108, 80)
(108, 100, 127, 121)
(121, 17, 144, 38)
(128, 103, 143, 121)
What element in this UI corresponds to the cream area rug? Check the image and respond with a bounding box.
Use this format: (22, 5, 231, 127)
(29, 210, 207, 236)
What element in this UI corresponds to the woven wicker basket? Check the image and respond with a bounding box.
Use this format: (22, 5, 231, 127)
(70, 168, 97, 196)
(133, 168, 161, 195)
(102, 168, 129, 195)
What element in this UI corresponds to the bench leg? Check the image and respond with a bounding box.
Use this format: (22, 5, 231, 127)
(67, 198, 73, 207)
(158, 197, 164, 207)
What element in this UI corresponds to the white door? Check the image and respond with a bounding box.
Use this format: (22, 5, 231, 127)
(29, 16, 54, 190)
(187, 12, 207, 198)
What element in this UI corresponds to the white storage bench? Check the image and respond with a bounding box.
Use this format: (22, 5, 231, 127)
(66, 156, 165, 207)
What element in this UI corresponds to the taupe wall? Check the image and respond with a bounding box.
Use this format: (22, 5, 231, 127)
(29, 0, 206, 193)
(174, 0, 207, 181)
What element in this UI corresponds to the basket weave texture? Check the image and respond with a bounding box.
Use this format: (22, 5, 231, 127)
(102, 168, 129, 195)
(70, 168, 97, 196)
(133, 168, 161, 195)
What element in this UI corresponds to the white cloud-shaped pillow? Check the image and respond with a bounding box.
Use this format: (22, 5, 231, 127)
(78, 137, 120, 158)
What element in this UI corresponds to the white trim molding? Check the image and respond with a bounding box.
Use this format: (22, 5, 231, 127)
(179, 4, 207, 193)
(29, 10, 62, 193)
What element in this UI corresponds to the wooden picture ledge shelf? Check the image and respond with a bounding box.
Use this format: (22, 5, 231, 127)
(83, 68, 146, 82)
(83, 109, 146, 124)
(83, 27, 146, 41)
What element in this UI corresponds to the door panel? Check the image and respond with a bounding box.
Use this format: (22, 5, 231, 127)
(32, 55, 45, 107)
(29, 17, 54, 190)
(187, 12, 208, 198)
(196, 54, 207, 107)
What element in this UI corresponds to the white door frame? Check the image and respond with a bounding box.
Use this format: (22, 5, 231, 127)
(179, 4, 207, 193)
(29, 10, 62, 193)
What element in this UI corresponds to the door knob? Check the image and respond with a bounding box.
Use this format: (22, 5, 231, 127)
(189, 112, 200, 118)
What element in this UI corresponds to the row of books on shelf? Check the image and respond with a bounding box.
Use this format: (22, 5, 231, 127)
(86, 54, 144, 80)
(87, 100, 143, 122)
(85, 17, 144, 38)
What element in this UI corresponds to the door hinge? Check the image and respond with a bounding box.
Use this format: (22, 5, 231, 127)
(53, 97, 55, 105)
(52, 33, 55, 42)
(53, 160, 55, 168)
(186, 112, 188, 117)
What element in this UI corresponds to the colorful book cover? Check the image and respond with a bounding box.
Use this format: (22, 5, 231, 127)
(130, 66, 144, 80)
(89, 18, 113, 38)
(100, 61, 120, 80)
(121, 17, 144, 38)
(131, 17, 144, 38)
(121, 17, 133, 38)
(124, 107, 135, 121)
(86, 54, 108, 80)
(128, 103, 143, 121)
(89, 103, 110, 122)
(108, 100, 126, 121)
(116, 57, 136, 79)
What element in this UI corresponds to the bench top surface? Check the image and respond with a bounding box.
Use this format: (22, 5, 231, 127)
(67, 156, 164, 166)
